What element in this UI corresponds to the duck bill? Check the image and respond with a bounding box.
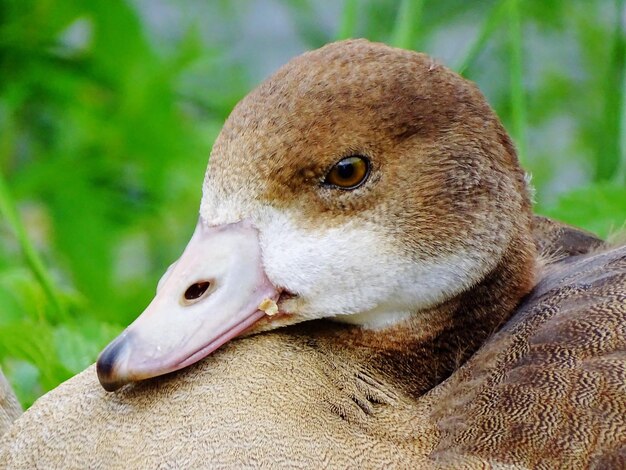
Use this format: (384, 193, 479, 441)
(96, 220, 279, 392)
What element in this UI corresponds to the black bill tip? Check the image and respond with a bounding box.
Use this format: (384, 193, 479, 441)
(96, 333, 131, 392)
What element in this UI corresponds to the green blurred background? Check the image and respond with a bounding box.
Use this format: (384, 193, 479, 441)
(1, 0, 625, 408)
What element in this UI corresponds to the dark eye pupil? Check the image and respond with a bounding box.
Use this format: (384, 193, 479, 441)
(336, 161, 355, 180)
(184, 281, 210, 300)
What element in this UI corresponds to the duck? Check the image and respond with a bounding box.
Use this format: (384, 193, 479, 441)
(1, 39, 624, 468)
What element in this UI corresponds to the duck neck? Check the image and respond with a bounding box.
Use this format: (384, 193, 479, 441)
(324, 231, 537, 398)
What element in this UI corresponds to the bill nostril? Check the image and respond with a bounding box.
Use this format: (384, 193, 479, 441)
(184, 281, 211, 302)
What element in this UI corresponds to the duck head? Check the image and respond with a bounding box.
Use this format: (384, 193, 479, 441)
(97, 39, 536, 391)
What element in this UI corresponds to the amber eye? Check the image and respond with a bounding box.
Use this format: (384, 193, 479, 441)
(323, 155, 370, 189)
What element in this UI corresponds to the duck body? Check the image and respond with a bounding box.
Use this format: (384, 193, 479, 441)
(1, 40, 625, 468)
(1, 231, 624, 468)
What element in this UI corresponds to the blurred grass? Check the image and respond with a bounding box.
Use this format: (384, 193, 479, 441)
(598, 0, 626, 182)
(338, 0, 358, 39)
(0, 0, 625, 408)
(507, 0, 528, 164)
(0, 170, 65, 319)
(391, 0, 423, 49)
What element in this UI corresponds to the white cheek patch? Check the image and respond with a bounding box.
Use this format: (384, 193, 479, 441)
(259, 209, 395, 319)
(257, 207, 488, 329)
(200, 188, 491, 330)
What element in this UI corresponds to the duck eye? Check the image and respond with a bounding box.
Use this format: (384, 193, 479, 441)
(323, 155, 370, 189)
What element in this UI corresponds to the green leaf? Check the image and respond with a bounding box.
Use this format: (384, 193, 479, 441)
(537, 183, 626, 238)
